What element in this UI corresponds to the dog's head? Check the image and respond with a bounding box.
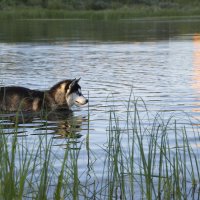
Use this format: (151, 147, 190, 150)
(66, 78, 88, 108)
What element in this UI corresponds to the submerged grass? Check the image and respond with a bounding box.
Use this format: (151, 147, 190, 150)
(0, 96, 200, 199)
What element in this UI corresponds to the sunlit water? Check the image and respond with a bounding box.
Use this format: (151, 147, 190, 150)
(1, 19, 200, 198)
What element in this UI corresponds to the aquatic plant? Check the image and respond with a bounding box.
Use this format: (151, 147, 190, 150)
(0, 96, 200, 199)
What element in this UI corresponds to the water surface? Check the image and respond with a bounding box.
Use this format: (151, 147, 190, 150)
(1, 18, 200, 198)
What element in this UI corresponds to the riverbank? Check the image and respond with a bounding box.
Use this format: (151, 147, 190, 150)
(0, 4, 200, 20)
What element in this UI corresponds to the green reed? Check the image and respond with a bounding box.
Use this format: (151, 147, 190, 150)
(0, 96, 200, 199)
(98, 96, 200, 199)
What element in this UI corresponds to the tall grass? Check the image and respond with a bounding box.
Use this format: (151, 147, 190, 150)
(0, 97, 200, 199)
(100, 97, 200, 199)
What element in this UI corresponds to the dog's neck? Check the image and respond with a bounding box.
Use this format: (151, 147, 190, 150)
(51, 83, 66, 103)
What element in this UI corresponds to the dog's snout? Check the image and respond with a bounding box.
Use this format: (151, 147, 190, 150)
(75, 97, 88, 106)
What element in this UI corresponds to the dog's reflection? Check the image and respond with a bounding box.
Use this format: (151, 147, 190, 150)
(0, 110, 87, 139)
(46, 110, 85, 139)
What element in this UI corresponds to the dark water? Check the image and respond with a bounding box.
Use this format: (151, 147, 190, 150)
(1, 18, 200, 198)
(1, 18, 200, 42)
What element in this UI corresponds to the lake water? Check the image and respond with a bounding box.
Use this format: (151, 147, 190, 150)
(1, 18, 200, 198)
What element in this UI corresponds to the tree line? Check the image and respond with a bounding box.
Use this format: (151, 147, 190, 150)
(0, 0, 198, 10)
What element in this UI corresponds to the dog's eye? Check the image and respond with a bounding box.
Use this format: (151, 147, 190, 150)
(76, 88, 81, 95)
(77, 91, 82, 96)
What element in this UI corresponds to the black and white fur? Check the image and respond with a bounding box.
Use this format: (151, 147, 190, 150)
(0, 78, 88, 112)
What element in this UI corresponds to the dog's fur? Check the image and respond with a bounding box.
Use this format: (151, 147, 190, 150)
(0, 78, 88, 112)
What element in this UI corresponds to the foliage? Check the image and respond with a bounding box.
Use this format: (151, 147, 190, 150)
(0, 0, 199, 10)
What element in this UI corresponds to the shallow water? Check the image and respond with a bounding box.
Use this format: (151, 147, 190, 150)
(1, 18, 200, 198)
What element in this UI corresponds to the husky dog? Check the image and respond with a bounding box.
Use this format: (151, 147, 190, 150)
(0, 78, 88, 112)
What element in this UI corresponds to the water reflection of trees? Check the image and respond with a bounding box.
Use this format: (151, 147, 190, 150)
(1, 20, 200, 43)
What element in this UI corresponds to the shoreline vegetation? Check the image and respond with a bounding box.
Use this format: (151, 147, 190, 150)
(0, 1, 200, 20)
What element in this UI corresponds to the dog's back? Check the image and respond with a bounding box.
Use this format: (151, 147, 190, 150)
(0, 86, 45, 112)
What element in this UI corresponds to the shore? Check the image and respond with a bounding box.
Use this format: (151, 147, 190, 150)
(0, 4, 200, 20)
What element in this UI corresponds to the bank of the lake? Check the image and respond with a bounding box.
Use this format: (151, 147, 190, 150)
(0, 4, 200, 20)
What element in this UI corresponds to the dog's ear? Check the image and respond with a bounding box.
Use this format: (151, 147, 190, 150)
(69, 78, 77, 90)
(69, 78, 80, 88)
(76, 77, 81, 83)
